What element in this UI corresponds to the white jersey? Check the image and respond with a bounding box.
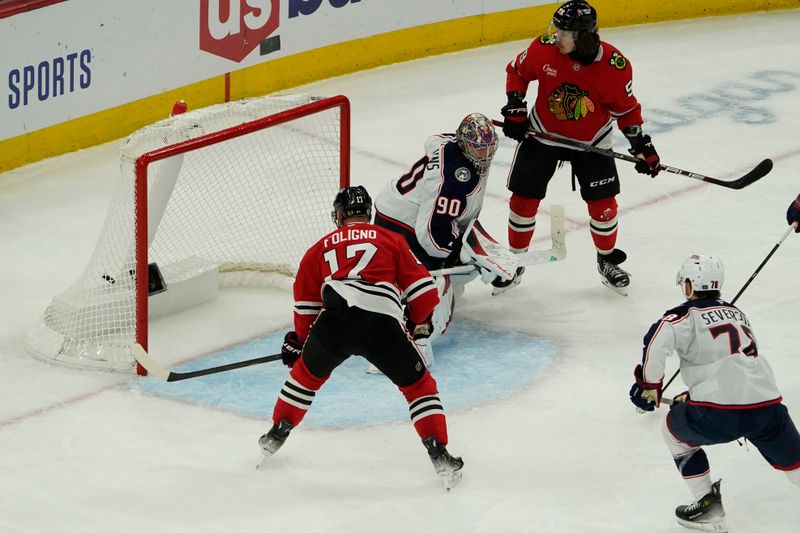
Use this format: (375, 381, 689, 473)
(374, 134, 487, 269)
(641, 298, 782, 408)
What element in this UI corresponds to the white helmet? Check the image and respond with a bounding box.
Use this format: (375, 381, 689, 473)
(676, 254, 725, 293)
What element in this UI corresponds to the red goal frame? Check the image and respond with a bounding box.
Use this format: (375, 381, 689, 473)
(132, 95, 350, 374)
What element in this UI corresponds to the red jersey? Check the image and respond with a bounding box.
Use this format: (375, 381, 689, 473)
(506, 35, 643, 147)
(292, 221, 439, 340)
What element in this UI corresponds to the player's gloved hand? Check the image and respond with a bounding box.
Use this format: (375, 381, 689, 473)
(406, 318, 433, 340)
(629, 364, 662, 412)
(787, 193, 800, 233)
(624, 126, 660, 177)
(672, 390, 690, 404)
(281, 331, 304, 368)
(501, 92, 531, 142)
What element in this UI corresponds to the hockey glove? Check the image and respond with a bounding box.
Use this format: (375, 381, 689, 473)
(501, 92, 531, 143)
(672, 390, 690, 405)
(787, 193, 800, 233)
(281, 331, 304, 368)
(629, 364, 662, 412)
(623, 126, 660, 177)
(406, 318, 433, 340)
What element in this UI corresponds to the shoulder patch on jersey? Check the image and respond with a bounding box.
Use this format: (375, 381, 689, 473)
(455, 167, 471, 182)
(539, 34, 557, 45)
(662, 302, 691, 321)
(608, 51, 628, 70)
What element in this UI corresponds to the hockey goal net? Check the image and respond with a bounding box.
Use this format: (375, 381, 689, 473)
(25, 94, 350, 373)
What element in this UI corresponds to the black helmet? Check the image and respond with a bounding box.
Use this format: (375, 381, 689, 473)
(331, 185, 372, 227)
(552, 1, 598, 32)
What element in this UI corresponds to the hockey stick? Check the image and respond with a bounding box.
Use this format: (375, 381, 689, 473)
(661, 222, 798, 393)
(133, 344, 282, 382)
(430, 204, 566, 278)
(491, 120, 772, 190)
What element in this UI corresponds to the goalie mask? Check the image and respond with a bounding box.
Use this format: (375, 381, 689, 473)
(331, 185, 373, 227)
(676, 254, 725, 294)
(456, 112, 498, 175)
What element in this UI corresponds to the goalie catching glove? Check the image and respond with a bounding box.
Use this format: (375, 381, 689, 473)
(281, 331, 304, 368)
(459, 219, 520, 284)
(629, 364, 662, 412)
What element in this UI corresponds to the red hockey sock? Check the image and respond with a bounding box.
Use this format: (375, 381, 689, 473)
(508, 194, 541, 253)
(399, 371, 448, 445)
(587, 197, 618, 254)
(272, 358, 329, 427)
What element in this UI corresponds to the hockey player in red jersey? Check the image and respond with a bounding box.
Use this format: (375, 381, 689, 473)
(257, 186, 464, 490)
(497, 0, 660, 295)
(630, 255, 800, 531)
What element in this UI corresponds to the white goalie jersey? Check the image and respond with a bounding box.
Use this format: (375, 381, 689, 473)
(641, 298, 782, 408)
(373, 134, 488, 270)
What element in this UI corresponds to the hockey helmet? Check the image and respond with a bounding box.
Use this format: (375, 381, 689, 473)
(456, 112, 498, 175)
(552, 1, 598, 32)
(331, 185, 373, 227)
(676, 254, 725, 293)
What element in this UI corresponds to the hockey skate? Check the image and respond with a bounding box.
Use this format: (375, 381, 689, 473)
(422, 436, 464, 491)
(597, 249, 630, 296)
(256, 419, 293, 468)
(491, 266, 525, 296)
(675, 480, 727, 532)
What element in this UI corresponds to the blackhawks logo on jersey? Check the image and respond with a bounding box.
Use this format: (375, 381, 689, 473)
(609, 51, 628, 70)
(539, 34, 557, 45)
(547, 83, 595, 121)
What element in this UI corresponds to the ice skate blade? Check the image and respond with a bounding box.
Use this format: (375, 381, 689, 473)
(255, 455, 270, 470)
(440, 470, 462, 491)
(491, 277, 522, 296)
(675, 516, 727, 532)
(601, 277, 628, 296)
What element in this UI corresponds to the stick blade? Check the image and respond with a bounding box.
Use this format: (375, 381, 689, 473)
(131, 344, 171, 381)
(729, 158, 773, 189)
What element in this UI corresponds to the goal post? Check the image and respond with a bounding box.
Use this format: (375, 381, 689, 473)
(26, 94, 351, 374)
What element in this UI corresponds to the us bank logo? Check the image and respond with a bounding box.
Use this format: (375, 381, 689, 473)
(200, 0, 361, 63)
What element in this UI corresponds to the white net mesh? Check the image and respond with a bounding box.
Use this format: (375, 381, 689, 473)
(25, 94, 347, 372)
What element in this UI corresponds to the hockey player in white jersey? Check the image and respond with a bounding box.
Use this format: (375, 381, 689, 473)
(629, 254, 800, 532)
(374, 113, 501, 366)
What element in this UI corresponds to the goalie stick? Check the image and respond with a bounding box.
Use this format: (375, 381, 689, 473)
(133, 344, 281, 382)
(431, 204, 567, 278)
(491, 120, 772, 190)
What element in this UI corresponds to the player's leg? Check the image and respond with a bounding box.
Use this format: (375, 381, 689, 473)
(260, 292, 349, 456)
(744, 403, 800, 489)
(572, 153, 629, 292)
(494, 138, 557, 294)
(504, 138, 557, 252)
(362, 315, 463, 488)
(663, 404, 729, 531)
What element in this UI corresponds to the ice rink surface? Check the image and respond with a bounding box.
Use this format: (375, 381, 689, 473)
(2, 10, 800, 533)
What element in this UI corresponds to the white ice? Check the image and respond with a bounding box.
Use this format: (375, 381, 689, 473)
(2, 10, 800, 533)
